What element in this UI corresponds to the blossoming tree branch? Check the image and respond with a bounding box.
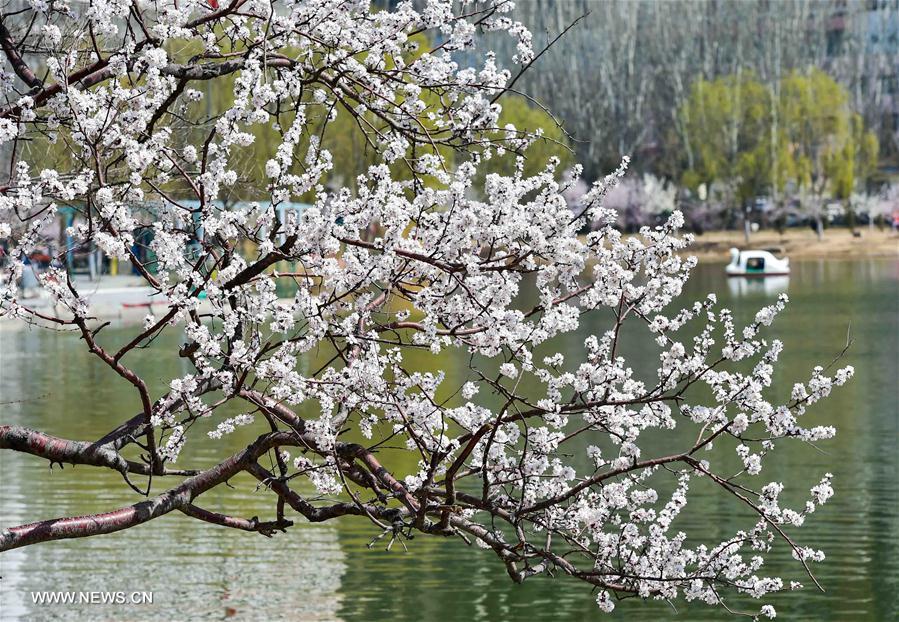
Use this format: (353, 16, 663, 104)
(0, 0, 852, 616)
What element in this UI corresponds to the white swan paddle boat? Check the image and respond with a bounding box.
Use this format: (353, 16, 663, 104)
(725, 247, 790, 277)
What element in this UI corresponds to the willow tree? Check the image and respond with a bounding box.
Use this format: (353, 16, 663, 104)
(779, 70, 879, 238)
(1, 1, 851, 617)
(679, 72, 783, 240)
(680, 69, 878, 238)
(680, 73, 773, 204)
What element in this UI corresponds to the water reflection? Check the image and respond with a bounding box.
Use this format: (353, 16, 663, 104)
(1, 260, 897, 621)
(726, 274, 790, 297)
(0, 332, 348, 621)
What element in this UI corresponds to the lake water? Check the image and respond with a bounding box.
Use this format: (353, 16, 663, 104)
(0, 259, 897, 621)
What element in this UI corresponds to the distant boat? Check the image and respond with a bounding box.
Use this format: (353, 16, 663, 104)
(725, 247, 790, 277)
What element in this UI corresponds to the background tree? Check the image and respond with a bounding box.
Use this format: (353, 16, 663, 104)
(679, 73, 774, 216)
(603, 173, 676, 232)
(779, 69, 880, 238)
(676, 69, 878, 239)
(484, 0, 898, 182)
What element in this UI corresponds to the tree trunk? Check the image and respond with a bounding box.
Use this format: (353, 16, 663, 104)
(845, 200, 857, 235)
(743, 207, 751, 244)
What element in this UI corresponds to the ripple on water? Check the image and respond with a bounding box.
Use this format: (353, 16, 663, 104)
(2, 260, 897, 622)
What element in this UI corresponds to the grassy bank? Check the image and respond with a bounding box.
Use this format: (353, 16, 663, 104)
(677, 227, 898, 262)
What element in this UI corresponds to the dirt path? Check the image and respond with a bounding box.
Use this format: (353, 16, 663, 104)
(675, 227, 899, 262)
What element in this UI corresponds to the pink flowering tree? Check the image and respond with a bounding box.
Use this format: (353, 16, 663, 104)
(603, 172, 677, 232)
(0, 1, 851, 616)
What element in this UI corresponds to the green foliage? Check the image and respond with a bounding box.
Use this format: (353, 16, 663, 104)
(478, 95, 574, 180)
(679, 69, 878, 205)
(681, 73, 762, 191)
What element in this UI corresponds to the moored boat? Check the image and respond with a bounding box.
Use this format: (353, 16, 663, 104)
(725, 247, 790, 276)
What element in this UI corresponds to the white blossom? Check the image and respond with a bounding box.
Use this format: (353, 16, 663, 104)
(0, 2, 851, 614)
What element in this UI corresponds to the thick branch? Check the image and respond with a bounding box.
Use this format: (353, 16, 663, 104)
(0, 424, 200, 477)
(0, 425, 130, 475)
(0, 431, 296, 551)
(0, 22, 41, 88)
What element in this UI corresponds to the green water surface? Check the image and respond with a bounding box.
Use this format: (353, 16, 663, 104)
(0, 259, 896, 621)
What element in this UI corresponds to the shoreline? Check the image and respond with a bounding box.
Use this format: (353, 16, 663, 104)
(677, 227, 898, 262)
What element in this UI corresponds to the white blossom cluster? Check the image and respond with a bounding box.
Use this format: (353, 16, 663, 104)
(0, 1, 852, 616)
